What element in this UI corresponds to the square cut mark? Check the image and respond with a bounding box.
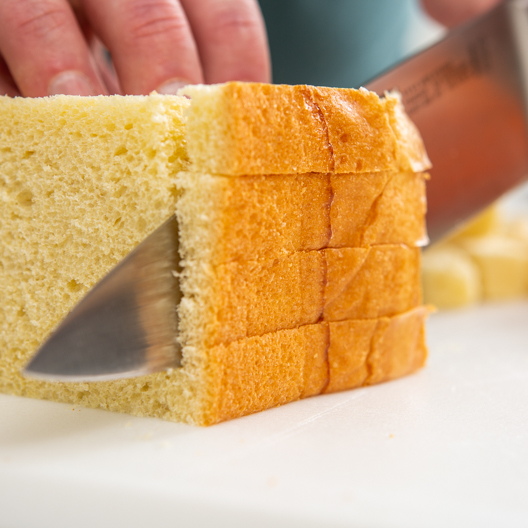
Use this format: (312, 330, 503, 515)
(328, 171, 427, 248)
(311, 86, 399, 174)
(366, 306, 429, 385)
(205, 307, 429, 423)
(325, 319, 378, 393)
(246, 253, 304, 338)
(218, 83, 334, 175)
(323, 246, 422, 321)
(206, 245, 421, 348)
(324, 306, 429, 394)
(205, 250, 326, 347)
(214, 174, 301, 263)
(207, 325, 313, 424)
(212, 173, 332, 264)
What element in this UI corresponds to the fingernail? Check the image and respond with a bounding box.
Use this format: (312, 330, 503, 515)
(156, 79, 192, 95)
(48, 71, 97, 96)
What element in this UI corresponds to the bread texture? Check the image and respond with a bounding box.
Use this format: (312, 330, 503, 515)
(182, 83, 430, 176)
(0, 82, 431, 425)
(179, 244, 422, 348)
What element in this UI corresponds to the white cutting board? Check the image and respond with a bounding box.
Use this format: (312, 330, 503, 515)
(1, 301, 528, 528)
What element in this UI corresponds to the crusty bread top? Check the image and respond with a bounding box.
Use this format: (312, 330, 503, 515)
(384, 91, 431, 173)
(181, 82, 431, 176)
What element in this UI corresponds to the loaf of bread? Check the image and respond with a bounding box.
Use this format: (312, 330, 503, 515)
(0, 82, 431, 425)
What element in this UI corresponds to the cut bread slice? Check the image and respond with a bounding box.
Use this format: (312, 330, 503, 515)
(422, 246, 482, 309)
(0, 82, 430, 425)
(180, 245, 422, 348)
(175, 170, 428, 265)
(201, 306, 430, 424)
(13, 307, 429, 426)
(182, 83, 430, 175)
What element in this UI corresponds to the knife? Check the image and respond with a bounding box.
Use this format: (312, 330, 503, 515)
(366, 0, 528, 242)
(23, 0, 528, 382)
(23, 215, 182, 381)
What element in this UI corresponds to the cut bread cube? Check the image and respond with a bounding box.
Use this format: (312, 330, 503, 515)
(422, 246, 482, 309)
(503, 217, 528, 243)
(447, 205, 500, 242)
(461, 236, 528, 300)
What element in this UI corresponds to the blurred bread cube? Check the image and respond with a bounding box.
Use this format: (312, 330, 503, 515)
(422, 246, 482, 309)
(460, 236, 528, 300)
(447, 205, 500, 242)
(422, 205, 528, 309)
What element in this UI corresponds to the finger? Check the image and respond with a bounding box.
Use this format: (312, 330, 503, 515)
(90, 37, 122, 95)
(68, 0, 91, 39)
(82, 0, 204, 95)
(421, 0, 502, 27)
(0, 55, 21, 97)
(72, 7, 120, 95)
(180, 0, 270, 84)
(0, 0, 107, 97)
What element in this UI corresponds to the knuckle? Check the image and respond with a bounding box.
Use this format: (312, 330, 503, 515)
(14, 1, 71, 41)
(124, 0, 189, 42)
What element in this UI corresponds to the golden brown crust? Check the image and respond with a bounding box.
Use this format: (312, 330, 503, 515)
(324, 306, 430, 394)
(324, 319, 378, 393)
(383, 92, 432, 173)
(176, 83, 430, 425)
(176, 170, 428, 266)
(366, 305, 430, 384)
(186, 245, 421, 349)
(203, 307, 429, 425)
(301, 323, 330, 398)
(204, 324, 320, 424)
(329, 171, 428, 248)
(182, 82, 430, 176)
(311, 86, 398, 173)
(323, 246, 422, 321)
(183, 83, 331, 175)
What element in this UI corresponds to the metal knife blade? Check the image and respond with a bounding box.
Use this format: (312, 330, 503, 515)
(23, 215, 182, 382)
(366, 0, 528, 243)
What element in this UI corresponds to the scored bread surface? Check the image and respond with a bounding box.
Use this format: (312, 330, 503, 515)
(181, 83, 429, 176)
(0, 82, 431, 425)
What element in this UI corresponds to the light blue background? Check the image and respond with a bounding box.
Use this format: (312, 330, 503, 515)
(258, 0, 437, 88)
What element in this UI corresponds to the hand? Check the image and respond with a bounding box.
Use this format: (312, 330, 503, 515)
(0, 0, 271, 97)
(421, 0, 503, 27)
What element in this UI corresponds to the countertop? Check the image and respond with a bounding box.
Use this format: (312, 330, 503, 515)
(1, 300, 528, 528)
